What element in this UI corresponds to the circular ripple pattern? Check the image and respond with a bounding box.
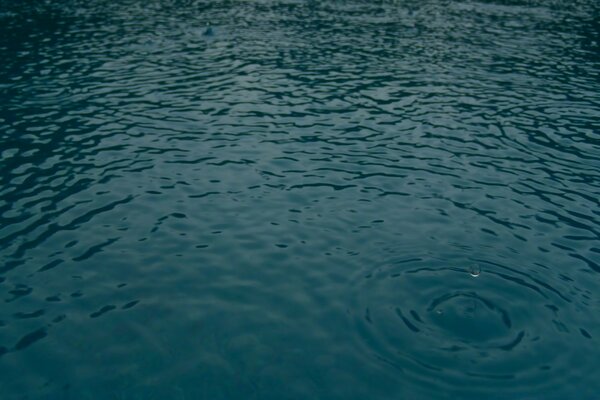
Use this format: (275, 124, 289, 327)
(352, 252, 596, 398)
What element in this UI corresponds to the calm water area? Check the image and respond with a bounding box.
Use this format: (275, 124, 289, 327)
(1, 0, 599, 398)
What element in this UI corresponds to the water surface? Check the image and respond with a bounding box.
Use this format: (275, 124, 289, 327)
(1, 0, 599, 398)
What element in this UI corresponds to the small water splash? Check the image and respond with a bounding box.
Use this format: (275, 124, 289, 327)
(203, 22, 214, 36)
(469, 263, 481, 278)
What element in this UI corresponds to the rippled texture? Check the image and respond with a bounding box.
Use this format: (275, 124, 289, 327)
(1, 0, 599, 398)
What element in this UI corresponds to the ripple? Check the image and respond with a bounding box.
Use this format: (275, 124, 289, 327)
(13, 327, 47, 351)
(351, 253, 596, 396)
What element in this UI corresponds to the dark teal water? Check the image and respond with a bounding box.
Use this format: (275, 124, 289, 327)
(1, 0, 599, 398)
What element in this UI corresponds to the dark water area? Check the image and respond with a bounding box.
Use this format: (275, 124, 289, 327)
(1, 0, 599, 398)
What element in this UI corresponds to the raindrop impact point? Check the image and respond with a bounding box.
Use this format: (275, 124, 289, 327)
(469, 264, 481, 278)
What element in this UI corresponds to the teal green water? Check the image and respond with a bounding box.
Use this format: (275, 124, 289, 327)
(1, 0, 599, 398)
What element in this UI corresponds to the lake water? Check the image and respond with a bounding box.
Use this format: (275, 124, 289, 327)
(1, 0, 599, 398)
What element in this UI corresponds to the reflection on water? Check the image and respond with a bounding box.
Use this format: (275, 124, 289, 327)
(1, 0, 599, 398)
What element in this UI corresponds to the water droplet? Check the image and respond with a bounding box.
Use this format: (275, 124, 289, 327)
(469, 264, 481, 278)
(203, 23, 214, 36)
